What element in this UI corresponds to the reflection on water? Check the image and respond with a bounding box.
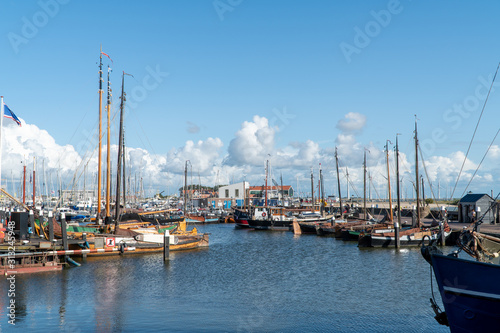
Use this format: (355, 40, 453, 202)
(0, 224, 448, 332)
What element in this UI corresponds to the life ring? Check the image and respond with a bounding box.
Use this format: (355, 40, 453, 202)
(262, 212, 267, 217)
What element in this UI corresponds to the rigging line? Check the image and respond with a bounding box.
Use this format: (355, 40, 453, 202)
(418, 145, 441, 211)
(459, 125, 500, 198)
(336, 158, 360, 198)
(450, 62, 500, 201)
(63, 91, 96, 150)
(369, 173, 392, 218)
(134, 119, 155, 155)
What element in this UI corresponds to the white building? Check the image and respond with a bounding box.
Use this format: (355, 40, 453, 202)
(218, 182, 249, 200)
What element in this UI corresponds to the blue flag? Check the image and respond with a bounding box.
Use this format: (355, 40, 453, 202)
(3, 103, 21, 126)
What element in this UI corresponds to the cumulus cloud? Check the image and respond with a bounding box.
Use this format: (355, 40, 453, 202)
(166, 137, 223, 175)
(0, 112, 492, 199)
(336, 112, 366, 134)
(3, 121, 82, 180)
(226, 116, 276, 166)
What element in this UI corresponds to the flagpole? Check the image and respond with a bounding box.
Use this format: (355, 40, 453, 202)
(0, 96, 3, 193)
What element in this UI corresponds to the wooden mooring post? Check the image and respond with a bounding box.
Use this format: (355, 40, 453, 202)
(292, 218, 301, 235)
(164, 230, 170, 261)
(48, 210, 54, 242)
(394, 221, 400, 248)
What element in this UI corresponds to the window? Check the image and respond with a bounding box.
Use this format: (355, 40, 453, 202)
(225, 189, 229, 198)
(235, 189, 239, 198)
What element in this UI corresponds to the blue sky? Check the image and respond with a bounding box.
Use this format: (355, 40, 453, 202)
(2, 0, 500, 199)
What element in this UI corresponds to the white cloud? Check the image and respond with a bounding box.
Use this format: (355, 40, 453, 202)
(336, 112, 366, 134)
(226, 115, 276, 166)
(3, 121, 82, 179)
(0, 112, 493, 199)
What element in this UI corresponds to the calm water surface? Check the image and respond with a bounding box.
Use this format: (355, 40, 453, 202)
(0, 224, 449, 332)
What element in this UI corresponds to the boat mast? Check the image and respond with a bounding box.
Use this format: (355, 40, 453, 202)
(265, 159, 269, 207)
(33, 157, 36, 207)
(335, 147, 342, 218)
(23, 164, 26, 205)
(386, 140, 393, 222)
(184, 160, 188, 216)
(363, 150, 367, 220)
(414, 116, 421, 228)
(106, 66, 112, 219)
(310, 167, 314, 213)
(114, 72, 126, 231)
(395, 134, 402, 247)
(97, 46, 103, 222)
(320, 164, 324, 217)
(280, 173, 284, 219)
(122, 127, 127, 207)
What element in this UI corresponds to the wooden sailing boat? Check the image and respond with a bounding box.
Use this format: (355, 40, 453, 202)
(369, 118, 451, 247)
(297, 165, 332, 234)
(47, 50, 209, 255)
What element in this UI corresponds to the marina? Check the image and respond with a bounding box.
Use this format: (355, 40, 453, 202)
(2, 1, 500, 332)
(0, 223, 450, 332)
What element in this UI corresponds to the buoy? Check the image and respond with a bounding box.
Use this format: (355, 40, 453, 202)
(262, 212, 267, 217)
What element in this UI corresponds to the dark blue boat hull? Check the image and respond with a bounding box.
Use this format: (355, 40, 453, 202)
(431, 253, 500, 332)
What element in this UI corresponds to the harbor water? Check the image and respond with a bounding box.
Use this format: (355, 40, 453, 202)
(0, 224, 448, 332)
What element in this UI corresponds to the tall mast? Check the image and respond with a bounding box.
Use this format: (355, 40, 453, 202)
(335, 147, 342, 217)
(310, 167, 314, 213)
(280, 173, 284, 205)
(386, 140, 393, 222)
(23, 164, 26, 205)
(83, 162, 86, 205)
(33, 157, 36, 207)
(122, 128, 126, 206)
(320, 164, 324, 217)
(106, 66, 112, 218)
(114, 72, 126, 231)
(97, 46, 103, 222)
(183, 160, 188, 215)
(363, 150, 367, 220)
(414, 116, 421, 227)
(43, 159, 48, 204)
(395, 134, 402, 247)
(265, 159, 269, 207)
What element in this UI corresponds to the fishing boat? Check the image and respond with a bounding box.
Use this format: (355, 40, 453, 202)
(233, 207, 251, 228)
(247, 206, 293, 231)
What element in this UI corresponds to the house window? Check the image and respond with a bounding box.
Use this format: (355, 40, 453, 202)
(235, 189, 239, 198)
(225, 189, 229, 198)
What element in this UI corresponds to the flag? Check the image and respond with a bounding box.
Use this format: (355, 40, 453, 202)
(101, 51, 113, 63)
(3, 103, 21, 126)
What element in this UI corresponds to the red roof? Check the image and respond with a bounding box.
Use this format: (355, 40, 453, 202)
(250, 185, 292, 191)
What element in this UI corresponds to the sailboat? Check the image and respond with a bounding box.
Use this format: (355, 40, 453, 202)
(317, 148, 368, 237)
(47, 49, 209, 255)
(297, 165, 333, 234)
(368, 119, 451, 247)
